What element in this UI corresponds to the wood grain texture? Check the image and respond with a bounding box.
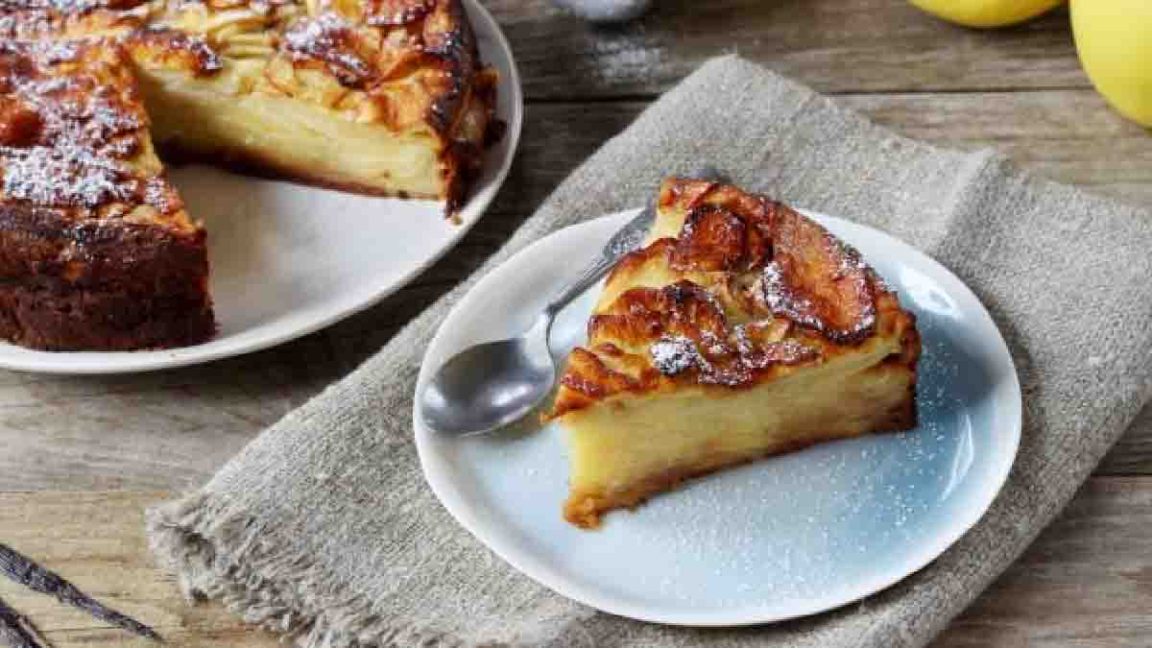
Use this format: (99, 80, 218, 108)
(933, 478, 1152, 647)
(486, 90, 1152, 219)
(0, 491, 280, 648)
(487, 0, 1088, 100)
(1, 482, 1149, 647)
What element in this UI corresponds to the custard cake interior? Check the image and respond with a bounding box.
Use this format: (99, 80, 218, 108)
(545, 178, 921, 529)
(2, 0, 499, 209)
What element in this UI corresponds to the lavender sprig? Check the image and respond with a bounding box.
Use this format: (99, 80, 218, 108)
(0, 596, 46, 648)
(0, 544, 159, 642)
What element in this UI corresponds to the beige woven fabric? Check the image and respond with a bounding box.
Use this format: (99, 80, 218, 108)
(148, 56, 1152, 648)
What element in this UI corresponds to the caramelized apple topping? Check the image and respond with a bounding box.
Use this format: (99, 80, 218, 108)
(0, 40, 184, 222)
(281, 12, 376, 87)
(548, 178, 910, 416)
(364, 0, 435, 26)
(0, 0, 499, 211)
(660, 178, 881, 342)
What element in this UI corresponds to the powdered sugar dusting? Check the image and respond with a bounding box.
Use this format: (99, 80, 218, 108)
(698, 330, 727, 356)
(136, 27, 223, 74)
(759, 260, 824, 330)
(759, 258, 878, 341)
(647, 326, 819, 386)
(835, 241, 868, 277)
(364, 0, 435, 27)
(34, 89, 143, 154)
(649, 335, 709, 376)
(282, 12, 374, 87)
(34, 40, 82, 64)
(1, 144, 135, 207)
(144, 176, 178, 213)
(0, 41, 148, 211)
(0, 0, 142, 13)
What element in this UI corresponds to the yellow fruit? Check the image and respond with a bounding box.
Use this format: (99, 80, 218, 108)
(908, 0, 1064, 28)
(1072, 0, 1152, 127)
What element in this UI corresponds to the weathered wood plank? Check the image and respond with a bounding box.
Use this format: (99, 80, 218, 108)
(837, 90, 1152, 209)
(1, 481, 1149, 647)
(0, 491, 280, 648)
(932, 478, 1152, 647)
(485, 90, 1152, 218)
(1101, 404, 1152, 477)
(487, 0, 1088, 99)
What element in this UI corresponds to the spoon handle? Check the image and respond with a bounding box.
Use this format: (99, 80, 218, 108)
(541, 203, 655, 318)
(542, 166, 728, 319)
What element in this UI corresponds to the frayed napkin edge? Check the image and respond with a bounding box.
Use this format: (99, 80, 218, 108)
(146, 493, 513, 648)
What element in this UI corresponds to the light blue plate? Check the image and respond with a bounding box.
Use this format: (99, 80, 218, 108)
(414, 209, 1021, 626)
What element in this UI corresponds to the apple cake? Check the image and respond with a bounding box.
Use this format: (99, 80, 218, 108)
(544, 178, 921, 529)
(0, 40, 214, 350)
(0, 0, 499, 350)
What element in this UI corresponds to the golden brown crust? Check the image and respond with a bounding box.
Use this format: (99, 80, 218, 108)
(0, 39, 213, 350)
(546, 178, 921, 419)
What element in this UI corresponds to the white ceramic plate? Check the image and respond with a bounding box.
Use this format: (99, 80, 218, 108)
(0, 0, 521, 374)
(415, 209, 1021, 626)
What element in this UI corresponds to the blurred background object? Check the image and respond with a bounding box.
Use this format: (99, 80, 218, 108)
(551, 0, 651, 23)
(907, 0, 1065, 28)
(1072, 0, 1152, 127)
(906, 0, 1149, 128)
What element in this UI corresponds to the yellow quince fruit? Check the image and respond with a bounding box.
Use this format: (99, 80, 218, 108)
(908, 0, 1065, 28)
(1072, 0, 1152, 127)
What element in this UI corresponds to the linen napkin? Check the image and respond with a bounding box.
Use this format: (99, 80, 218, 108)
(148, 55, 1152, 648)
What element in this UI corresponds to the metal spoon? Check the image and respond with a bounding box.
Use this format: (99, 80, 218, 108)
(419, 168, 725, 437)
(419, 203, 653, 436)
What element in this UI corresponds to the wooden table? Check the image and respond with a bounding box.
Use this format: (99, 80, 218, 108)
(3, 2, 1151, 646)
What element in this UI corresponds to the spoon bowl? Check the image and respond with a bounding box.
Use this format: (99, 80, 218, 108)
(420, 317, 555, 436)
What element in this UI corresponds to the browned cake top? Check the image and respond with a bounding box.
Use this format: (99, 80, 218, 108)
(0, 39, 188, 226)
(0, 0, 495, 138)
(548, 178, 920, 418)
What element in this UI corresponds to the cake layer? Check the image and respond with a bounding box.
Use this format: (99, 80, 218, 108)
(0, 280, 214, 350)
(1, 0, 501, 210)
(0, 207, 209, 295)
(561, 339, 915, 528)
(138, 69, 446, 199)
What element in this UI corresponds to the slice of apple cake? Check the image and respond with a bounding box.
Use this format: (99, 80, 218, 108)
(0, 39, 213, 350)
(545, 178, 921, 529)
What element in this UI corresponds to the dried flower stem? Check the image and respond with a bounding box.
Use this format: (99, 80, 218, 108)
(0, 544, 159, 642)
(0, 596, 46, 648)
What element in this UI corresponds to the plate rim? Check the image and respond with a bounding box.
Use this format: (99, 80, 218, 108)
(0, 0, 523, 375)
(414, 208, 1023, 627)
